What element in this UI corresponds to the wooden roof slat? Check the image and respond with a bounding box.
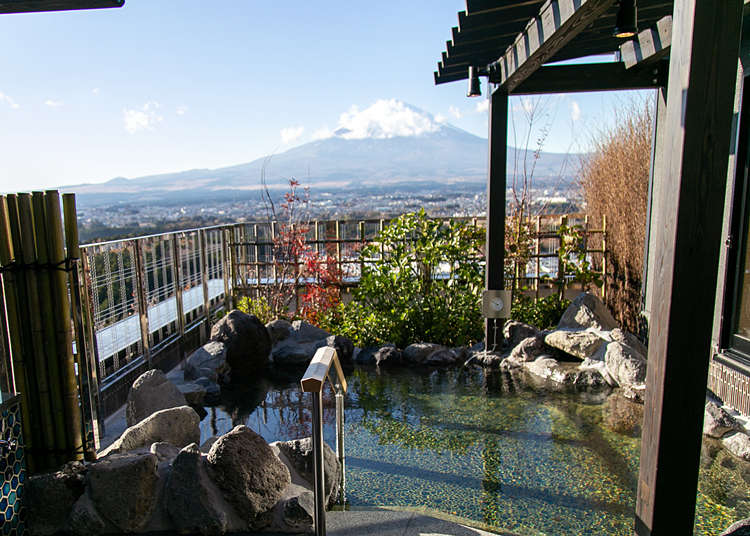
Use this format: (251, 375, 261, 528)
(0, 0, 123, 13)
(435, 0, 675, 85)
(492, 0, 617, 91)
(466, 0, 541, 16)
(620, 15, 672, 68)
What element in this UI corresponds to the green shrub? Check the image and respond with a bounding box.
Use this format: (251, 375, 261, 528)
(236, 295, 273, 325)
(321, 210, 485, 348)
(510, 294, 570, 330)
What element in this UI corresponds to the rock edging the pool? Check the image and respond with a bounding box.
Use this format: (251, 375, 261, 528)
(25, 394, 341, 535)
(173, 293, 649, 404)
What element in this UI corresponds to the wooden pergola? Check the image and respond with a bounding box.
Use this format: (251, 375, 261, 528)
(435, 1, 744, 534)
(0, 0, 122, 14)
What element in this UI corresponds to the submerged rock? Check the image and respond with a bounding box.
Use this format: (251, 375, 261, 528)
(210, 310, 272, 377)
(704, 399, 741, 439)
(724, 432, 750, 462)
(126, 369, 187, 427)
(206, 425, 291, 525)
(274, 437, 341, 508)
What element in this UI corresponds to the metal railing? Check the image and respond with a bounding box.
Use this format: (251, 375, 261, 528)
(300, 346, 347, 536)
(74, 213, 606, 423)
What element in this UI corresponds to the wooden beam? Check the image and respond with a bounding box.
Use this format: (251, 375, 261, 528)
(635, 1, 743, 534)
(466, 0, 540, 16)
(484, 90, 508, 349)
(492, 0, 617, 92)
(0, 0, 123, 13)
(512, 61, 667, 94)
(620, 16, 672, 69)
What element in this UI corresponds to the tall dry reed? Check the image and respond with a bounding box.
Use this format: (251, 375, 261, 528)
(579, 99, 653, 333)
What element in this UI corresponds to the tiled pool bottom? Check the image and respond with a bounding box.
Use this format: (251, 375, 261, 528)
(197, 367, 748, 535)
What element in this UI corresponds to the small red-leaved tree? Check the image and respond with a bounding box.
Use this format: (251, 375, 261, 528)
(257, 177, 342, 323)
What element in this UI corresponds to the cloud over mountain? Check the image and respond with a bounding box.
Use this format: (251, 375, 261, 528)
(316, 99, 442, 140)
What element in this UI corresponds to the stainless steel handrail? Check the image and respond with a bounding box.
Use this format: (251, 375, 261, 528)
(300, 346, 348, 536)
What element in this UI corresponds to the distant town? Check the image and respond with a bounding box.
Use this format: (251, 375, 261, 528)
(77, 184, 581, 243)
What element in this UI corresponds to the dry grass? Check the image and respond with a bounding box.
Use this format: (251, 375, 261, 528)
(579, 100, 653, 333)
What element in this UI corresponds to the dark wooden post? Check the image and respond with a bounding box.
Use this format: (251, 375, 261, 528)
(635, 2, 743, 534)
(484, 89, 508, 349)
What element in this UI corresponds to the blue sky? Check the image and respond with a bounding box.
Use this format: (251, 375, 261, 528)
(0, 1, 653, 192)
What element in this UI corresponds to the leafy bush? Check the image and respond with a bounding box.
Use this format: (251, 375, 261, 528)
(236, 295, 273, 325)
(320, 210, 485, 348)
(510, 294, 570, 330)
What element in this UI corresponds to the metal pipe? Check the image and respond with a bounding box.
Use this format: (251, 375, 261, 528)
(335, 388, 345, 505)
(311, 390, 326, 536)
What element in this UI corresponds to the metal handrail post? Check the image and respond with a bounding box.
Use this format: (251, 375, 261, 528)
(301, 346, 348, 536)
(335, 388, 345, 503)
(311, 390, 326, 536)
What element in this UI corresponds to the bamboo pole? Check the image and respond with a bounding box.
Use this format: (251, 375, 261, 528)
(30, 192, 68, 466)
(63, 193, 100, 459)
(45, 190, 83, 461)
(0, 196, 36, 473)
(6, 194, 47, 468)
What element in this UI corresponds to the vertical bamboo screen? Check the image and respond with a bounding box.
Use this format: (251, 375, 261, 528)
(0, 191, 85, 473)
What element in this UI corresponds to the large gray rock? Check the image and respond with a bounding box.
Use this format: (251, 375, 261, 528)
(704, 400, 741, 439)
(26, 462, 86, 536)
(272, 338, 327, 367)
(274, 437, 341, 508)
(403, 343, 461, 366)
(503, 321, 540, 349)
(327, 335, 354, 363)
(165, 443, 245, 535)
(266, 319, 294, 345)
(509, 335, 554, 362)
(544, 329, 605, 360)
(101, 405, 200, 456)
(267, 484, 315, 533)
(373, 344, 402, 367)
(67, 493, 108, 536)
(210, 310, 271, 377)
(206, 425, 291, 525)
(126, 369, 187, 427)
(558, 292, 618, 331)
(723, 432, 750, 462)
(601, 341, 647, 387)
(523, 357, 607, 388)
(185, 341, 231, 384)
(722, 518, 750, 535)
(86, 451, 160, 532)
(291, 320, 331, 341)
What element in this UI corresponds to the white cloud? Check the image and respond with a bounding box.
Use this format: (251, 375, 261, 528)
(176, 105, 188, 116)
(570, 100, 581, 122)
(280, 126, 304, 144)
(449, 105, 462, 119)
(0, 91, 20, 110)
(321, 99, 441, 140)
(434, 113, 446, 123)
(475, 99, 489, 113)
(522, 97, 534, 113)
(123, 101, 163, 134)
(45, 99, 63, 108)
(92, 87, 100, 95)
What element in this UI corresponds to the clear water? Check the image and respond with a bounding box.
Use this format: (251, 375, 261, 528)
(197, 367, 750, 535)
